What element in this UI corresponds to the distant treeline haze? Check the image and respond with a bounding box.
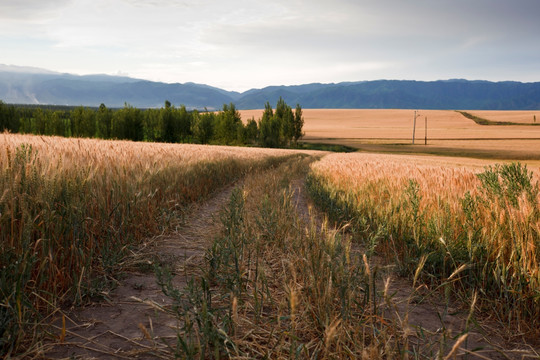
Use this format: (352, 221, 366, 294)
(0, 98, 304, 147)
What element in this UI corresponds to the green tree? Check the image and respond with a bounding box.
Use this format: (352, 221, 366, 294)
(111, 108, 126, 139)
(258, 102, 273, 147)
(19, 116, 32, 134)
(258, 102, 281, 148)
(160, 100, 176, 143)
(0, 100, 7, 130)
(142, 108, 160, 142)
(123, 105, 144, 141)
(280, 104, 294, 146)
(244, 117, 258, 144)
(275, 97, 286, 121)
(262, 101, 273, 121)
(48, 111, 67, 136)
(215, 103, 242, 145)
(33, 108, 47, 135)
(259, 98, 296, 147)
(71, 106, 96, 138)
(192, 110, 215, 144)
(0, 101, 19, 133)
(293, 104, 304, 145)
(111, 103, 143, 140)
(174, 105, 192, 142)
(96, 103, 112, 139)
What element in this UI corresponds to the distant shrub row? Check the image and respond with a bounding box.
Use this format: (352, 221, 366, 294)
(0, 98, 304, 147)
(457, 110, 539, 126)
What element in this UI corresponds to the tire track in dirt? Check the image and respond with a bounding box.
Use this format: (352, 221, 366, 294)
(44, 183, 239, 359)
(44, 164, 538, 359)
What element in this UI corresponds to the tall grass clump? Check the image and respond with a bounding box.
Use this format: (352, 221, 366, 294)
(0, 133, 302, 356)
(307, 153, 540, 335)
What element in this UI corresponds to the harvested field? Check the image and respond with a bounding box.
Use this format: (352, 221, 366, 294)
(240, 109, 540, 140)
(240, 109, 540, 159)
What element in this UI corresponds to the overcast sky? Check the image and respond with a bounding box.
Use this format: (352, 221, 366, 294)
(1, 0, 539, 91)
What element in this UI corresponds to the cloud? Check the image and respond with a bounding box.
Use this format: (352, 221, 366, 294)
(0, 0, 72, 19)
(120, 0, 191, 7)
(1, 0, 539, 90)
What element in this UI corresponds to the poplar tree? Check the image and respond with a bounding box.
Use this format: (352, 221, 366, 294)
(293, 104, 304, 145)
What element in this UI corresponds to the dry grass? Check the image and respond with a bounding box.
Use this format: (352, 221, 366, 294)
(307, 152, 540, 337)
(0, 133, 317, 356)
(158, 155, 407, 358)
(1, 133, 320, 166)
(241, 109, 540, 160)
(155, 154, 539, 358)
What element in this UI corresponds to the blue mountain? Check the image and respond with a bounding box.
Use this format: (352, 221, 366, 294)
(1, 65, 539, 110)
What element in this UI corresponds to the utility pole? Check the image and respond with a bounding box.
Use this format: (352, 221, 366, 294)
(412, 110, 417, 144)
(424, 116, 427, 145)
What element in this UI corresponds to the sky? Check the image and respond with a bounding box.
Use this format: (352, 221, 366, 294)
(1, 0, 539, 92)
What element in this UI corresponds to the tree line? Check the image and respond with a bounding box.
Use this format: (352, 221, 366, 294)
(0, 98, 304, 147)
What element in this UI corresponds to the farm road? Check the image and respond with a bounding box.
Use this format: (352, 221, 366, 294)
(43, 155, 537, 359)
(44, 180, 240, 359)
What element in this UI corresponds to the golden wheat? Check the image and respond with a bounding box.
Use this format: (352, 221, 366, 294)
(0, 133, 317, 355)
(309, 152, 540, 333)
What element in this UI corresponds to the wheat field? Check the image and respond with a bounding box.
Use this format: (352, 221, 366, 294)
(240, 109, 540, 140)
(307, 152, 540, 334)
(240, 109, 540, 159)
(0, 133, 317, 354)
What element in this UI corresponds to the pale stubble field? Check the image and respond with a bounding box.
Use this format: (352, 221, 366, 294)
(240, 108, 540, 160)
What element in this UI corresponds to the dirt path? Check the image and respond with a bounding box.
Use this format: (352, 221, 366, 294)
(45, 183, 238, 359)
(44, 166, 538, 359)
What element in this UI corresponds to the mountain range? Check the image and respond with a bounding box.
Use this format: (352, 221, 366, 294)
(1, 65, 539, 110)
